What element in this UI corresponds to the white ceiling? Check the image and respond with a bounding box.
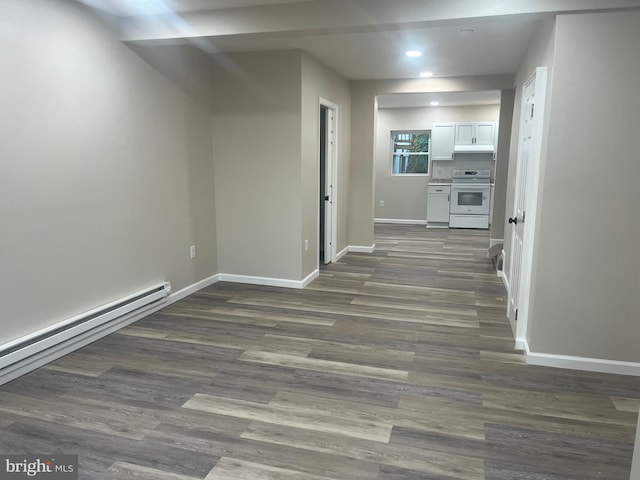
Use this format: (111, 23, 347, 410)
(79, 0, 640, 85)
(80, 0, 314, 16)
(184, 16, 542, 80)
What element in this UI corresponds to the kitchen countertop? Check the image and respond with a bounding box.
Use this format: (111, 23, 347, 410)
(429, 179, 452, 185)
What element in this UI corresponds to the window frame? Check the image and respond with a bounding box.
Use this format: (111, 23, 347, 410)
(389, 129, 431, 176)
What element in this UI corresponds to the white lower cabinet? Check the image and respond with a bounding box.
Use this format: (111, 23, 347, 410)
(427, 185, 451, 226)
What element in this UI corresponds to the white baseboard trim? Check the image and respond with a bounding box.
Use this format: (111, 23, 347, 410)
(336, 246, 349, 261)
(168, 274, 220, 304)
(426, 223, 449, 229)
(497, 269, 509, 291)
(490, 238, 504, 248)
(217, 272, 315, 289)
(301, 269, 319, 288)
(523, 341, 640, 376)
(375, 218, 427, 225)
(188, 270, 321, 290)
(348, 244, 376, 254)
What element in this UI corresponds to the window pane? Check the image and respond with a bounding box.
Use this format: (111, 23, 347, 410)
(405, 154, 428, 174)
(412, 134, 429, 152)
(392, 154, 428, 174)
(391, 130, 430, 174)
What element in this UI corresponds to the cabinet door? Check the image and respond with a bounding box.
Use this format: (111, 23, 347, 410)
(475, 122, 496, 145)
(431, 123, 455, 160)
(454, 123, 474, 145)
(427, 187, 451, 223)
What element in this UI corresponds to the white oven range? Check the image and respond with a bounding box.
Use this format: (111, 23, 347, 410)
(449, 169, 491, 229)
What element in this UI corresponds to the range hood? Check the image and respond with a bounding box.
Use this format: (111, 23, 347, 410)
(453, 144, 494, 153)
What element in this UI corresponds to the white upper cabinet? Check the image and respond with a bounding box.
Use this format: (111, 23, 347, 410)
(454, 122, 496, 146)
(430, 123, 455, 160)
(474, 122, 496, 145)
(454, 123, 475, 145)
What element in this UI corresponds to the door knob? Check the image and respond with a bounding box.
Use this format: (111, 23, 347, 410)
(508, 217, 518, 225)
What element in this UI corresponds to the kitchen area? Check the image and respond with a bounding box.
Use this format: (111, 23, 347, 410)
(373, 97, 502, 233)
(427, 121, 497, 229)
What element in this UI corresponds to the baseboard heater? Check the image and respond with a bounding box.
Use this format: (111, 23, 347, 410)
(0, 282, 171, 386)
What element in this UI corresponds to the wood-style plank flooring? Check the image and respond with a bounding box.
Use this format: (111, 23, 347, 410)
(1, 225, 639, 479)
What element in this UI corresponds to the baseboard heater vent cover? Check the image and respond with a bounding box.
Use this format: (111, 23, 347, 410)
(0, 282, 171, 386)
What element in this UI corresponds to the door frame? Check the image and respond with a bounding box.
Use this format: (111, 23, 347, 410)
(319, 97, 338, 265)
(509, 67, 548, 350)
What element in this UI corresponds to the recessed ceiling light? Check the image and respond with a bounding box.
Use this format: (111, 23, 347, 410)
(420, 71, 433, 77)
(430, 101, 440, 106)
(405, 50, 422, 58)
(459, 28, 475, 38)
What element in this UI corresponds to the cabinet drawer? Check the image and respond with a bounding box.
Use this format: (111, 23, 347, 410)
(428, 185, 451, 194)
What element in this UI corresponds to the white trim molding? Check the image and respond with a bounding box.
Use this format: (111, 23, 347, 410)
(319, 97, 339, 265)
(169, 274, 219, 303)
(348, 244, 376, 253)
(490, 238, 504, 248)
(218, 271, 318, 290)
(336, 246, 349, 261)
(301, 269, 320, 288)
(497, 269, 509, 291)
(374, 218, 427, 225)
(524, 341, 640, 376)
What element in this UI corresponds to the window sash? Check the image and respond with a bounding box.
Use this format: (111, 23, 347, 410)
(391, 131, 430, 175)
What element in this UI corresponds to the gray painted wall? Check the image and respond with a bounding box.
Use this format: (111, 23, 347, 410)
(374, 105, 499, 222)
(526, 11, 640, 361)
(210, 51, 303, 280)
(301, 53, 351, 272)
(0, 0, 217, 345)
(210, 50, 352, 281)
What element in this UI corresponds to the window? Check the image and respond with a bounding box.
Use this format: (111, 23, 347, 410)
(391, 130, 430, 175)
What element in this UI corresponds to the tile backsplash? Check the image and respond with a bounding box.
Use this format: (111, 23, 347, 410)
(431, 162, 453, 180)
(432, 153, 494, 181)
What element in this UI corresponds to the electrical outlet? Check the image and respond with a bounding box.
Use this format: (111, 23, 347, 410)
(190, 245, 196, 259)
(379, 200, 384, 207)
(304, 239, 309, 251)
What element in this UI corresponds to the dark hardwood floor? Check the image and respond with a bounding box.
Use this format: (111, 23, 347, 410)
(1, 225, 639, 479)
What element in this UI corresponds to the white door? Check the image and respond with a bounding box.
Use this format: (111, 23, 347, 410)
(324, 108, 335, 264)
(508, 67, 548, 348)
(319, 99, 338, 266)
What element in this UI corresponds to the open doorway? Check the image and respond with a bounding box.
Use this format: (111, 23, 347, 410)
(373, 91, 502, 228)
(319, 99, 337, 265)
